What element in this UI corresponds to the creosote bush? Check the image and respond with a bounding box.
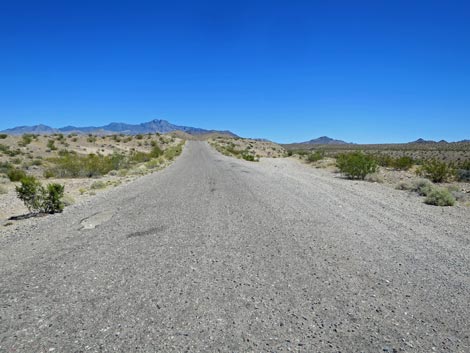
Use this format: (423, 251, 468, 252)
(47, 139, 57, 151)
(393, 156, 414, 170)
(417, 160, 454, 183)
(7, 168, 27, 182)
(45, 151, 129, 178)
(336, 152, 378, 180)
(15, 176, 65, 213)
(307, 150, 325, 163)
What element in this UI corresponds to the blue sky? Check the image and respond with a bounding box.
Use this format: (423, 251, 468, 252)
(0, 0, 469, 143)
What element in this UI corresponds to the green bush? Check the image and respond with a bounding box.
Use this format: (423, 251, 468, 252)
(0, 143, 11, 154)
(164, 143, 183, 160)
(41, 183, 65, 213)
(0, 161, 12, 174)
(46, 151, 129, 178)
(15, 176, 44, 212)
(424, 188, 455, 206)
(47, 139, 57, 150)
(7, 168, 27, 182)
(411, 179, 434, 196)
(0, 134, 7, 139)
(417, 160, 454, 183)
(15, 176, 65, 213)
(392, 156, 414, 170)
(307, 150, 325, 163)
(19, 134, 34, 146)
(336, 152, 378, 180)
(149, 145, 163, 158)
(242, 153, 256, 162)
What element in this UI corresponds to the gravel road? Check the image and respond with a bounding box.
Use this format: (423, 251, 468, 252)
(1, 141, 469, 352)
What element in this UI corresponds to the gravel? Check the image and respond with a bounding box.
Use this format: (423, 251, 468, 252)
(1, 141, 469, 352)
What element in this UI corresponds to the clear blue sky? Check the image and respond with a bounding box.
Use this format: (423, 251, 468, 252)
(1, 0, 469, 143)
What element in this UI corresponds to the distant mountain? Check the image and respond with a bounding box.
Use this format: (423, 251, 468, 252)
(410, 138, 449, 144)
(300, 136, 350, 145)
(0, 124, 59, 135)
(1, 119, 237, 137)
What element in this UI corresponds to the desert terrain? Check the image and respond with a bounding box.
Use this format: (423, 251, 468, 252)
(1, 140, 469, 352)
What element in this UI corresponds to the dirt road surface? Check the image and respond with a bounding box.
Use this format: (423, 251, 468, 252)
(1, 141, 469, 352)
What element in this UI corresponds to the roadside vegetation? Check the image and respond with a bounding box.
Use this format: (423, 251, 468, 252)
(209, 137, 285, 161)
(0, 133, 185, 220)
(286, 145, 470, 207)
(16, 176, 65, 214)
(336, 152, 378, 180)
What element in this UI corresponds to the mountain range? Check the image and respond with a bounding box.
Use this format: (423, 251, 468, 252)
(0, 119, 237, 137)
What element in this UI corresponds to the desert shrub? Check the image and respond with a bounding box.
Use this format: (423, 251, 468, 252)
(424, 188, 455, 206)
(336, 152, 378, 180)
(41, 183, 65, 213)
(90, 180, 106, 189)
(0, 134, 7, 139)
(130, 151, 152, 163)
(146, 158, 161, 169)
(87, 135, 97, 143)
(15, 176, 64, 213)
(32, 159, 43, 166)
(456, 161, 470, 182)
(224, 144, 241, 156)
(46, 151, 129, 178)
(47, 139, 57, 150)
(15, 176, 44, 212)
(456, 169, 470, 182)
(11, 157, 22, 165)
(392, 156, 414, 170)
(396, 181, 412, 190)
(19, 134, 34, 146)
(0, 161, 12, 174)
(136, 134, 143, 140)
(43, 169, 55, 178)
(417, 160, 454, 182)
(364, 173, 384, 183)
(7, 168, 27, 182)
(242, 153, 256, 162)
(164, 143, 183, 160)
(373, 154, 394, 167)
(111, 135, 119, 142)
(410, 179, 434, 196)
(307, 150, 325, 163)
